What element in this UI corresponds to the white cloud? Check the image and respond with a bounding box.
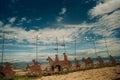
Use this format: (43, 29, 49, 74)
(1, 24, 78, 43)
(1, 51, 64, 63)
(0, 21, 4, 27)
(59, 8, 67, 15)
(1, 22, 106, 45)
(36, 17, 42, 21)
(20, 17, 27, 22)
(89, 0, 120, 17)
(38, 28, 77, 43)
(77, 49, 101, 58)
(64, 23, 94, 28)
(2, 52, 36, 62)
(67, 48, 109, 59)
(26, 19, 32, 23)
(64, 23, 95, 35)
(93, 10, 120, 37)
(96, 38, 120, 56)
(56, 7, 67, 22)
(19, 17, 32, 24)
(97, 38, 120, 48)
(2, 11, 120, 44)
(0, 43, 14, 46)
(9, 17, 16, 23)
(56, 17, 64, 22)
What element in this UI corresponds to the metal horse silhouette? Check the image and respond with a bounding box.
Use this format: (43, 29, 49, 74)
(46, 53, 72, 73)
(74, 58, 81, 69)
(82, 57, 94, 68)
(26, 59, 42, 76)
(0, 62, 15, 79)
(109, 55, 116, 65)
(97, 56, 104, 66)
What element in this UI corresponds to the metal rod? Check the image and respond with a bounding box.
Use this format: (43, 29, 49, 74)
(104, 37, 110, 56)
(36, 35, 38, 61)
(75, 38, 76, 58)
(2, 32, 5, 65)
(56, 37, 58, 54)
(93, 40, 98, 57)
(63, 36, 66, 53)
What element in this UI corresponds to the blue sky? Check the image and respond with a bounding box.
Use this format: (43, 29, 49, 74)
(0, 0, 120, 63)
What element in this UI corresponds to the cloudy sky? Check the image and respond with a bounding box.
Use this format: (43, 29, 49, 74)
(0, 0, 120, 63)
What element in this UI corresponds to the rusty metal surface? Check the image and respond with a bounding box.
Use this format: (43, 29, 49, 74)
(0, 62, 15, 79)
